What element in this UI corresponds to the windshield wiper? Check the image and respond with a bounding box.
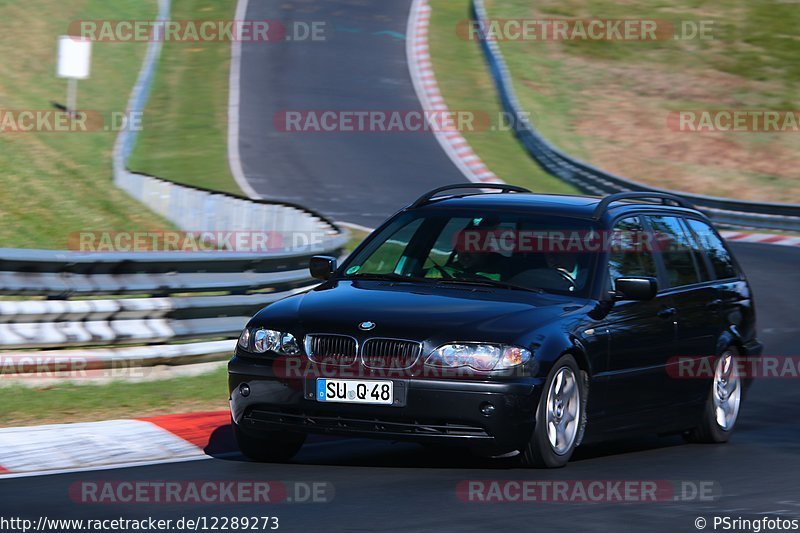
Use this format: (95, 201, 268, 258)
(343, 273, 430, 283)
(343, 273, 542, 293)
(435, 278, 543, 293)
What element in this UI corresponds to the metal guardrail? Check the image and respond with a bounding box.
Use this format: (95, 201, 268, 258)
(114, 169, 341, 236)
(470, 0, 800, 232)
(0, 238, 348, 296)
(1, 340, 237, 376)
(0, 288, 312, 349)
(0, 238, 346, 374)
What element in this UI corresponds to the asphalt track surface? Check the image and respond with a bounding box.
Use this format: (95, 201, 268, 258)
(2, 1, 799, 532)
(0, 243, 798, 532)
(236, 0, 465, 227)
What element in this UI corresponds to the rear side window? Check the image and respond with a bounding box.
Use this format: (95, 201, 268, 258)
(607, 217, 658, 289)
(685, 218, 738, 280)
(648, 215, 702, 288)
(676, 218, 711, 283)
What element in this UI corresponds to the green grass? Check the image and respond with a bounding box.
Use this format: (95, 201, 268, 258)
(344, 228, 370, 253)
(0, 366, 229, 427)
(127, 0, 241, 195)
(429, 0, 800, 202)
(428, 0, 578, 194)
(0, 0, 173, 249)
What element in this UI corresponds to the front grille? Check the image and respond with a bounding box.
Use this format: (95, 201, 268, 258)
(304, 334, 358, 365)
(361, 338, 422, 369)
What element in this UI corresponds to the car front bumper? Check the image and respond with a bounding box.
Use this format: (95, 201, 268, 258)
(228, 355, 542, 456)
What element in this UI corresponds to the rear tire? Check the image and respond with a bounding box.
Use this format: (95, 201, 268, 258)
(686, 347, 742, 443)
(520, 354, 586, 468)
(233, 421, 306, 462)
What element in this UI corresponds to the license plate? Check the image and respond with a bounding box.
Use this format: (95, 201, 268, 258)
(316, 379, 393, 405)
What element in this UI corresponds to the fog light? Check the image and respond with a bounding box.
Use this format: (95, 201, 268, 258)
(480, 402, 495, 417)
(239, 383, 250, 397)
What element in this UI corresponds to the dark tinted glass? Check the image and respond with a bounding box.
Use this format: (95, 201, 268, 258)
(648, 215, 702, 287)
(685, 218, 738, 280)
(677, 218, 711, 282)
(608, 217, 658, 290)
(343, 211, 599, 296)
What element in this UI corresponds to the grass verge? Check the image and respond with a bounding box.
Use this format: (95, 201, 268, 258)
(431, 0, 800, 202)
(0, 366, 229, 427)
(127, 0, 241, 195)
(0, 0, 173, 249)
(344, 228, 371, 253)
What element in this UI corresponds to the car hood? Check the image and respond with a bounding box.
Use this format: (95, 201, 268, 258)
(253, 280, 585, 344)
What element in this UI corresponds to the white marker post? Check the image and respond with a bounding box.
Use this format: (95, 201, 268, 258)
(56, 36, 92, 114)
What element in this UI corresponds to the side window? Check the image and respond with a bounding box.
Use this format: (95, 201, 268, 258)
(648, 215, 702, 288)
(358, 218, 423, 274)
(685, 218, 738, 280)
(608, 217, 658, 290)
(678, 218, 711, 282)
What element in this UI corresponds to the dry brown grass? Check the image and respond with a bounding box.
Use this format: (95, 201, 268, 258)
(486, 0, 800, 203)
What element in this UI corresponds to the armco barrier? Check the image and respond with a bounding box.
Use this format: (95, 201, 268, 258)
(0, 289, 310, 349)
(470, 0, 800, 232)
(0, 237, 346, 375)
(0, 340, 237, 377)
(115, 169, 339, 236)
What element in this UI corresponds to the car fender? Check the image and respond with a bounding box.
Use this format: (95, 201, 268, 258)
(533, 332, 591, 378)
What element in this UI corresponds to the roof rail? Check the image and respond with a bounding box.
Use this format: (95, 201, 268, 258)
(592, 192, 695, 220)
(409, 183, 531, 209)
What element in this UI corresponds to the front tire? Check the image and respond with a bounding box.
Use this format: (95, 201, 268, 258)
(686, 347, 742, 443)
(233, 421, 306, 462)
(520, 354, 586, 468)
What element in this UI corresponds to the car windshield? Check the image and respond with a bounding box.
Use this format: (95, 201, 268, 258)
(340, 210, 598, 296)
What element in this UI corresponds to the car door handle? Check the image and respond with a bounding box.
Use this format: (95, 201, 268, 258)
(706, 299, 723, 309)
(657, 307, 676, 319)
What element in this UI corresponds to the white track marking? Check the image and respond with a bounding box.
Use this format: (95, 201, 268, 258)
(0, 456, 212, 479)
(228, 0, 261, 199)
(721, 231, 800, 247)
(336, 221, 377, 233)
(0, 420, 203, 473)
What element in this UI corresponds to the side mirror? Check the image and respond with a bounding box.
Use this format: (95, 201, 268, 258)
(614, 277, 658, 301)
(310, 256, 337, 281)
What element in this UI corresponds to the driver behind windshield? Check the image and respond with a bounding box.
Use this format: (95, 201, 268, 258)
(343, 212, 592, 295)
(427, 220, 504, 281)
(507, 249, 582, 292)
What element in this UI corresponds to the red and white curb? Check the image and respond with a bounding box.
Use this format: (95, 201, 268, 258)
(407, 0, 501, 185)
(721, 230, 800, 248)
(0, 411, 231, 478)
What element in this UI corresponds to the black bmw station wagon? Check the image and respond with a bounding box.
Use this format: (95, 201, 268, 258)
(229, 184, 762, 467)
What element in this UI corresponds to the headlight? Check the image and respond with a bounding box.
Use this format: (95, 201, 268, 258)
(425, 343, 531, 371)
(280, 332, 301, 355)
(253, 329, 281, 353)
(239, 328, 302, 356)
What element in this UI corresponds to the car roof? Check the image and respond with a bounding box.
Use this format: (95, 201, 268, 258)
(413, 192, 704, 224)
